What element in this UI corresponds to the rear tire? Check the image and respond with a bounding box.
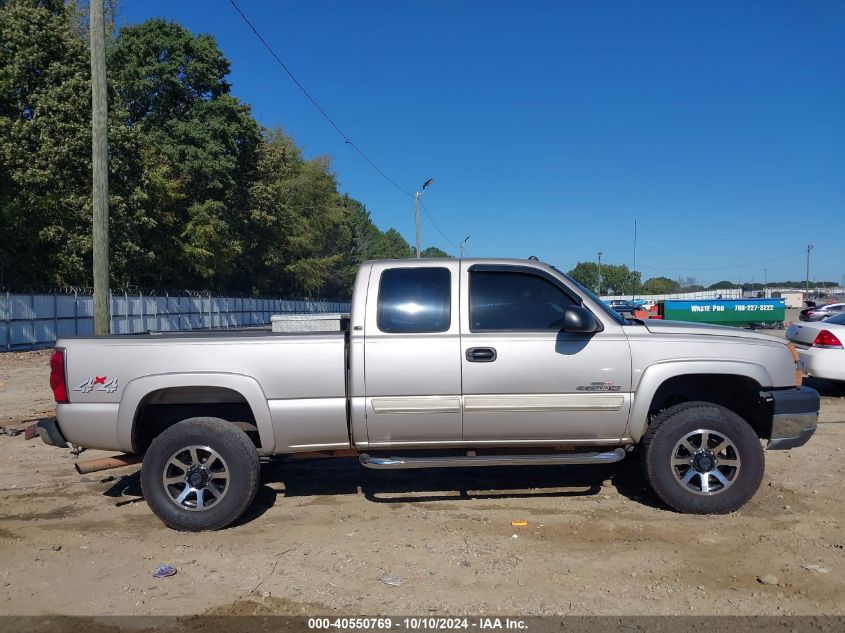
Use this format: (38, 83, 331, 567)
(641, 402, 764, 514)
(140, 417, 260, 531)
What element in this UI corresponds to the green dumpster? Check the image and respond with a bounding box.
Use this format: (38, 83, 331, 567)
(659, 298, 785, 328)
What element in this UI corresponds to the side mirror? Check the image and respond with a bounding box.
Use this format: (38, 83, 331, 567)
(562, 306, 601, 333)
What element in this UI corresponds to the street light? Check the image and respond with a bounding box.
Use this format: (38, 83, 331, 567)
(414, 178, 434, 258)
(459, 235, 471, 258)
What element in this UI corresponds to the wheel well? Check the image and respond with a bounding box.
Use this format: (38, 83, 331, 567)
(132, 387, 261, 452)
(647, 374, 772, 438)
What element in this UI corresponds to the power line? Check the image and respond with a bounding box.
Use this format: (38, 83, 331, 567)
(228, 0, 413, 198)
(588, 250, 806, 274)
(229, 0, 462, 251)
(419, 200, 460, 250)
(637, 250, 806, 272)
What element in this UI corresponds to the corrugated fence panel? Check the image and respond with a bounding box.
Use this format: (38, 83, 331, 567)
(2, 292, 350, 351)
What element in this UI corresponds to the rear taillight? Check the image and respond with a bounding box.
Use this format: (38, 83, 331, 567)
(812, 330, 843, 349)
(49, 349, 68, 403)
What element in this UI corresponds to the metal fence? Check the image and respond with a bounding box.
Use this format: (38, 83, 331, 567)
(0, 291, 351, 351)
(601, 289, 744, 302)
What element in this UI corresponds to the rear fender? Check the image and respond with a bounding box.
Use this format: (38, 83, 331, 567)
(117, 373, 274, 455)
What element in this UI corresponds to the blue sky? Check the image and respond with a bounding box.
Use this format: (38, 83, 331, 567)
(119, 1, 844, 286)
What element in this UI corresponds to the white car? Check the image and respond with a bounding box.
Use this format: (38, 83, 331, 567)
(787, 312, 845, 383)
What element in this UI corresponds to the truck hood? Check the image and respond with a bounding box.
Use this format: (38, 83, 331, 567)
(641, 319, 786, 344)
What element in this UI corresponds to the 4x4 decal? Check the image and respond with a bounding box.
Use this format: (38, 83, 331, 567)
(73, 376, 119, 394)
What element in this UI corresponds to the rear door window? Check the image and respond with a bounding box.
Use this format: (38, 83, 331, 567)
(377, 268, 451, 333)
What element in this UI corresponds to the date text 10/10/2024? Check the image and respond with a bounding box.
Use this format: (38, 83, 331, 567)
(307, 618, 528, 630)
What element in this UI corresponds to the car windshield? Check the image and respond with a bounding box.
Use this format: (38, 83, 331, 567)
(551, 267, 628, 325)
(825, 312, 845, 326)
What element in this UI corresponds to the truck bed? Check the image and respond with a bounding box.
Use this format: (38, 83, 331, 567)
(55, 331, 349, 454)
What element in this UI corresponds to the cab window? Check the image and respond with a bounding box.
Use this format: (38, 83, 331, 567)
(469, 270, 578, 331)
(377, 268, 451, 333)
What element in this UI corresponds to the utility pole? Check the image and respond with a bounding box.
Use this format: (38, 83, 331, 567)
(597, 251, 603, 296)
(631, 219, 637, 300)
(414, 178, 433, 258)
(459, 235, 471, 258)
(90, 0, 110, 334)
(805, 244, 814, 298)
(764, 268, 767, 298)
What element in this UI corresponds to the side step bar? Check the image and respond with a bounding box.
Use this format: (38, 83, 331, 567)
(359, 448, 626, 470)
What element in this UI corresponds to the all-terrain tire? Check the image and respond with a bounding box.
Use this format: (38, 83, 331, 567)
(641, 401, 764, 514)
(140, 417, 260, 531)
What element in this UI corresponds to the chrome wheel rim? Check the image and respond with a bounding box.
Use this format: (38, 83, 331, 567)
(162, 445, 230, 511)
(671, 429, 741, 496)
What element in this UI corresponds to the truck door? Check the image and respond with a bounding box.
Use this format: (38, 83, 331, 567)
(363, 260, 462, 447)
(460, 263, 631, 443)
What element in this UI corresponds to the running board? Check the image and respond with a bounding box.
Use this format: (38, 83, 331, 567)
(358, 448, 626, 470)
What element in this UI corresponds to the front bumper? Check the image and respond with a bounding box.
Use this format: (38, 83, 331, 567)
(763, 386, 820, 450)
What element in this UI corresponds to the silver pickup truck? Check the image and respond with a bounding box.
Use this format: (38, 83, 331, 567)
(35, 258, 819, 531)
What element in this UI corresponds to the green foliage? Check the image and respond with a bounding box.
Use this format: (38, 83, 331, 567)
(641, 276, 681, 294)
(0, 6, 440, 296)
(109, 18, 230, 127)
(420, 246, 450, 258)
(708, 280, 739, 290)
(567, 261, 641, 296)
(0, 0, 146, 287)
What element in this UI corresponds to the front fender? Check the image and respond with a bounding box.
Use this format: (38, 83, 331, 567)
(117, 372, 275, 455)
(627, 360, 773, 443)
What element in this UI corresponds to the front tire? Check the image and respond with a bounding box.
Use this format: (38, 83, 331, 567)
(140, 417, 260, 531)
(641, 402, 764, 514)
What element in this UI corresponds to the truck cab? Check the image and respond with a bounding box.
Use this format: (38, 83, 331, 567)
(350, 259, 630, 448)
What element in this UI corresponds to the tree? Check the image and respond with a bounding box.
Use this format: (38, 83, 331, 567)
(109, 19, 262, 289)
(421, 246, 450, 258)
(246, 129, 349, 296)
(371, 229, 413, 260)
(708, 281, 739, 290)
(567, 262, 599, 292)
(641, 276, 681, 295)
(108, 18, 230, 127)
(567, 261, 641, 296)
(0, 0, 146, 287)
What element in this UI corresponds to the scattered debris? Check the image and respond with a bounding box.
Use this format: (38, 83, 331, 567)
(757, 574, 779, 586)
(0, 427, 23, 437)
(379, 572, 404, 587)
(511, 534, 519, 540)
(511, 519, 528, 527)
(801, 564, 829, 574)
(51, 545, 62, 552)
(152, 564, 177, 578)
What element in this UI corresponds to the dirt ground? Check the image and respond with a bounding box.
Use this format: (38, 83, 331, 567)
(1, 341, 844, 617)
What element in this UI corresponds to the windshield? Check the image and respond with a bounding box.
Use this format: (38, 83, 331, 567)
(552, 266, 628, 325)
(825, 312, 845, 326)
